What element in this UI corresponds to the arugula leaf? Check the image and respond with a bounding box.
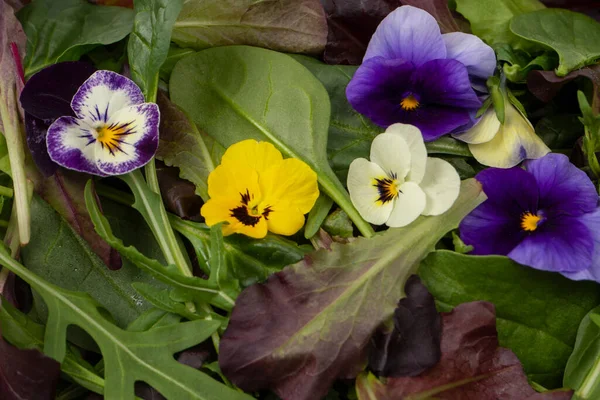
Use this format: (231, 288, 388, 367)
(171, 0, 327, 55)
(169, 45, 374, 237)
(127, 0, 183, 101)
(511, 9, 600, 76)
(0, 1, 30, 245)
(0, 242, 253, 400)
(419, 250, 600, 388)
(22, 196, 163, 327)
(169, 216, 309, 288)
(17, 0, 134, 77)
(219, 180, 484, 400)
(84, 181, 235, 311)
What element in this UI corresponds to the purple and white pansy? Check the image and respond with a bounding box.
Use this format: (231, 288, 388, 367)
(46, 70, 159, 176)
(346, 6, 496, 141)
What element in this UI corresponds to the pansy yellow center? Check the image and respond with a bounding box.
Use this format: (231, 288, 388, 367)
(94, 120, 136, 155)
(229, 189, 272, 227)
(373, 176, 400, 204)
(400, 94, 419, 111)
(520, 211, 541, 232)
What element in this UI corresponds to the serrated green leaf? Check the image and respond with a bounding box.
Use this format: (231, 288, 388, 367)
(169, 215, 309, 287)
(84, 181, 235, 311)
(0, 244, 253, 400)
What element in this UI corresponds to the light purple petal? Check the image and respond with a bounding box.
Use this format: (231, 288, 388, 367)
(71, 70, 145, 124)
(94, 103, 159, 175)
(525, 153, 598, 217)
(508, 215, 594, 273)
(412, 59, 481, 109)
(442, 32, 496, 81)
(46, 116, 105, 176)
(364, 6, 446, 66)
(346, 57, 415, 128)
(561, 208, 600, 282)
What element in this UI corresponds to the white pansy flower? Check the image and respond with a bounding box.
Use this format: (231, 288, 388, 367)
(348, 123, 460, 227)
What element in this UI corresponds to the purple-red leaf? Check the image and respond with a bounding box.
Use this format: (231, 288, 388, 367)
(156, 162, 203, 221)
(0, 325, 60, 400)
(219, 180, 485, 400)
(321, 0, 459, 65)
(527, 65, 600, 113)
(357, 301, 574, 400)
(369, 275, 441, 377)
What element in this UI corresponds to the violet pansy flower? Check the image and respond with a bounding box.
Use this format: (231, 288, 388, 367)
(460, 153, 600, 282)
(46, 70, 159, 176)
(346, 6, 496, 141)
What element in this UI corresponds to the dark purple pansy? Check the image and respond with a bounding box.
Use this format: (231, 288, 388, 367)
(45, 70, 159, 176)
(346, 6, 496, 141)
(460, 153, 600, 282)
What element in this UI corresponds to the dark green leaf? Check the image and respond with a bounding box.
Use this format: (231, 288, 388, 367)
(127, 0, 183, 100)
(21, 195, 164, 327)
(419, 250, 600, 388)
(511, 9, 600, 76)
(159, 45, 195, 82)
(535, 115, 583, 150)
(304, 193, 333, 239)
(17, 0, 134, 77)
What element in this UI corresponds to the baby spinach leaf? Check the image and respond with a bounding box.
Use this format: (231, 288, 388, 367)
(419, 250, 600, 388)
(22, 195, 163, 327)
(455, 0, 544, 48)
(171, 0, 327, 55)
(156, 92, 221, 202)
(357, 301, 574, 400)
(219, 180, 484, 400)
(0, 243, 253, 400)
(169, 45, 374, 237)
(159, 46, 195, 82)
(17, 0, 134, 77)
(170, 216, 309, 288)
(127, 0, 183, 101)
(511, 9, 600, 76)
(564, 305, 600, 400)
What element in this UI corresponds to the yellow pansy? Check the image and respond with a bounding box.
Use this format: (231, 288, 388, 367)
(201, 140, 319, 239)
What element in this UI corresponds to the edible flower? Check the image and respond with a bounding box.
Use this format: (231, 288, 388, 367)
(460, 153, 600, 281)
(201, 140, 319, 239)
(346, 6, 496, 141)
(46, 70, 159, 176)
(347, 124, 460, 227)
(453, 95, 550, 168)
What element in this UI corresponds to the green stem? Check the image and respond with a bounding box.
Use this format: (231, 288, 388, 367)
(320, 174, 374, 238)
(576, 355, 600, 399)
(0, 95, 30, 244)
(0, 185, 14, 198)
